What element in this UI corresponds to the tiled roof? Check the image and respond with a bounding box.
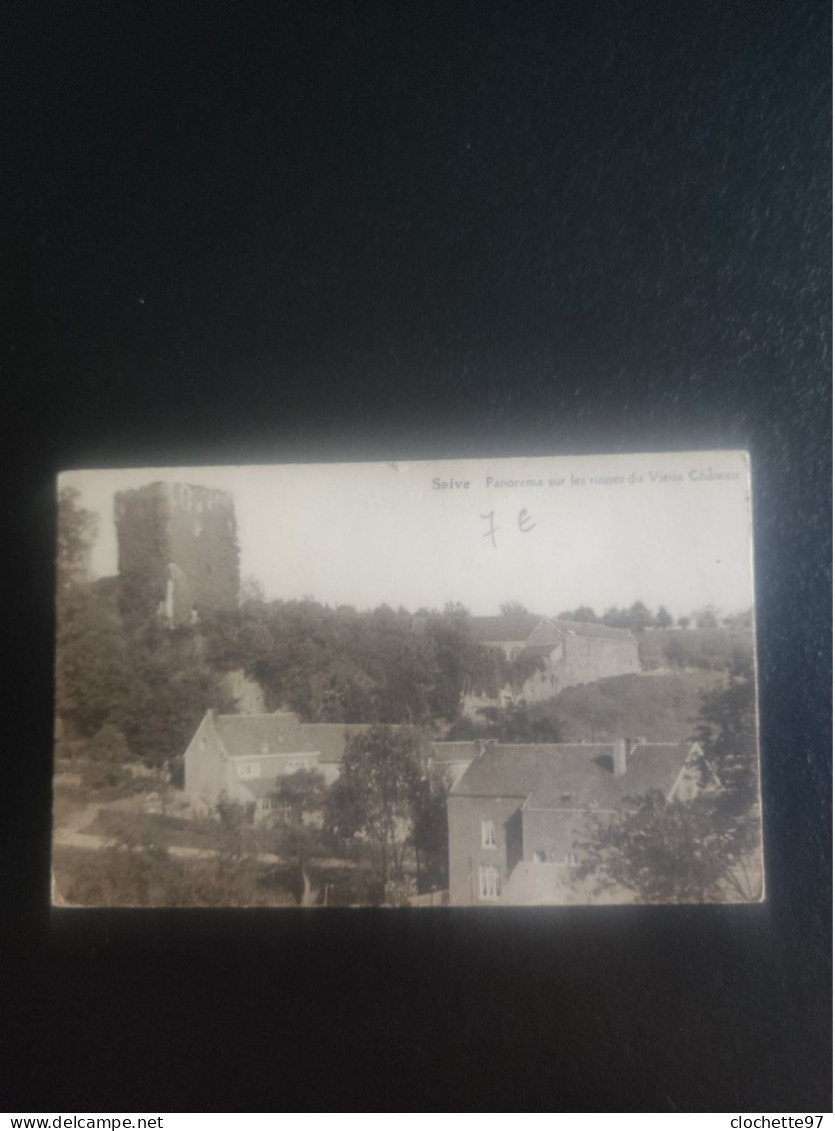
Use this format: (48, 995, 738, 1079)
(298, 723, 384, 764)
(468, 615, 549, 643)
(431, 741, 483, 763)
(451, 742, 694, 809)
(467, 616, 634, 644)
(212, 712, 417, 765)
(214, 713, 310, 758)
(553, 619, 636, 640)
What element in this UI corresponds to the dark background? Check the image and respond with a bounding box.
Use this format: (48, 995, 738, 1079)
(3, 0, 830, 1112)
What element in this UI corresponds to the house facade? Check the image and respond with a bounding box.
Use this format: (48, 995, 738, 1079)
(447, 738, 703, 906)
(184, 710, 322, 818)
(183, 709, 423, 819)
(462, 615, 641, 712)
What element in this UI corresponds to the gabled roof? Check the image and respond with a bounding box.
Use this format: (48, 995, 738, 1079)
(210, 711, 417, 765)
(431, 741, 483, 763)
(467, 615, 551, 643)
(451, 742, 696, 810)
(552, 619, 636, 641)
(214, 712, 309, 758)
(412, 613, 635, 645)
(298, 723, 385, 764)
(468, 615, 635, 645)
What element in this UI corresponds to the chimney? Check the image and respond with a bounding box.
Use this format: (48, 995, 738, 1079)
(207, 708, 217, 724)
(613, 739, 627, 777)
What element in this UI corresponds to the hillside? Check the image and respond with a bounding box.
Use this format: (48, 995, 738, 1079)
(527, 669, 728, 743)
(637, 627, 754, 673)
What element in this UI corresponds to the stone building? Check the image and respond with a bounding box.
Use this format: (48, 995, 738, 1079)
(447, 738, 704, 906)
(115, 481, 240, 627)
(183, 709, 425, 820)
(461, 614, 641, 712)
(183, 708, 479, 822)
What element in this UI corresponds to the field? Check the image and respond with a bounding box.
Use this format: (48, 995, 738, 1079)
(636, 626, 754, 673)
(529, 668, 729, 743)
(52, 771, 391, 907)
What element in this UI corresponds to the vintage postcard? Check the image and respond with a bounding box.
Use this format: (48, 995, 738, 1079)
(52, 451, 763, 907)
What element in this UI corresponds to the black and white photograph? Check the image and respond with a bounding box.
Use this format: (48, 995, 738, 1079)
(5, 0, 828, 1111)
(53, 451, 762, 908)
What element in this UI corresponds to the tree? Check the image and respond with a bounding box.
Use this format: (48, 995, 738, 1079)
(451, 702, 564, 744)
(723, 607, 753, 629)
(578, 791, 760, 903)
(655, 606, 673, 629)
(239, 575, 266, 607)
(600, 606, 627, 629)
(691, 666, 758, 810)
(271, 768, 329, 905)
(625, 601, 654, 631)
(57, 485, 98, 597)
(580, 667, 761, 903)
(424, 605, 487, 721)
(677, 616, 691, 630)
(556, 606, 598, 623)
(55, 581, 133, 743)
(664, 635, 689, 671)
(411, 771, 450, 892)
(694, 605, 720, 629)
(327, 726, 428, 886)
(500, 600, 529, 616)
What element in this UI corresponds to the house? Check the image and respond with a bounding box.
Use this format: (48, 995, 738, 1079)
(184, 709, 322, 819)
(429, 741, 483, 787)
(183, 709, 419, 819)
(469, 615, 640, 704)
(447, 738, 704, 906)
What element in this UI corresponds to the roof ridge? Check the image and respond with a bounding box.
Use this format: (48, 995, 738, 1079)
(217, 711, 299, 720)
(491, 741, 612, 749)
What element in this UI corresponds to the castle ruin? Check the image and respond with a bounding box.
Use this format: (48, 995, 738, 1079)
(115, 481, 240, 627)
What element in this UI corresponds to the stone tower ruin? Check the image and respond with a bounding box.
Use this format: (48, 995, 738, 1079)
(115, 482, 240, 628)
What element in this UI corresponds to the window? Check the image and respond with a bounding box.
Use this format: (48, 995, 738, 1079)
(481, 818, 497, 848)
(237, 761, 261, 779)
(564, 852, 578, 866)
(478, 864, 501, 901)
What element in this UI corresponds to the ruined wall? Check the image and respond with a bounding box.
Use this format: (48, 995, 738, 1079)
(460, 632, 640, 713)
(560, 635, 640, 690)
(219, 669, 267, 714)
(115, 482, 240, 627)
(165, 482, 239, 622)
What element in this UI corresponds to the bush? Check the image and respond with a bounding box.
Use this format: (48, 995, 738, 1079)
(637, 627, 754, 673)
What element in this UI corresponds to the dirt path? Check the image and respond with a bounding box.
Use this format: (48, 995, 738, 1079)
(53, 802, 102, 843)
(52, 829, 283, 865)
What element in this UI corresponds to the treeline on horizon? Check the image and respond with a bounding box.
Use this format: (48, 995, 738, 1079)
(552, 601, 752, 631)
(55, 490, 753, 772)
(57, 584, 754, 771)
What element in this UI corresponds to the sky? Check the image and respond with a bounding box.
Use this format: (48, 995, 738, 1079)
(61, 450, 754, 620)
